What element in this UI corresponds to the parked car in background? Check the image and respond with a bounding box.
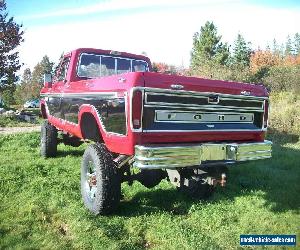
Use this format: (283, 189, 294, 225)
(24, 99, 40, 108)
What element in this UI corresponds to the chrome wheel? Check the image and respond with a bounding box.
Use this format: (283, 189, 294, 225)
(81, 144, 121, 214)
(84, 160, 97, 202)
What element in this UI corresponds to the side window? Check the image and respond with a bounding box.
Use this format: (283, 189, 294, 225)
(117, 58, 131, 74)
(78, 54, 100, 78)
(101, 56, 115, 76)
(132, 60, 148, 72)
(56, 58, 70, 82)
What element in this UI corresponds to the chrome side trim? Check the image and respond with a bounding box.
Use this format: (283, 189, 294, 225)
(41, 92, 118, 99)
(134, 140, 272, 169)
(40, 93, 62, 98)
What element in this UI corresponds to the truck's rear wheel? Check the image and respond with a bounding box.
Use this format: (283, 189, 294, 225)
(81, 143, 121, 215)
(40, 120, 57, 157)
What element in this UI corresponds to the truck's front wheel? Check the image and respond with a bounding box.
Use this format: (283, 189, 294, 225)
(40, 120, 57, 157)
(81, 143, 121, 215)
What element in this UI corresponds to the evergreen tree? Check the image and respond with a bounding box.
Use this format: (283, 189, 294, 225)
(272, 39, 278, 53)
(215, 41, 230, 65)
(191, 21, 229, 68)
(293, 33, 300, 55)
(0, 0, 24, 90)
(272, 38, 284, 56)
(232, 33, 251, 67)
(285, 35, 293, 55)
(22, 68, 32, 84)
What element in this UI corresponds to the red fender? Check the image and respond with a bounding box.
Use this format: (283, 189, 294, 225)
(78, 104, 135, 155)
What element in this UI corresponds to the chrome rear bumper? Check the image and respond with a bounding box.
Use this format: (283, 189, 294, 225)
(134, 140, 272, 169)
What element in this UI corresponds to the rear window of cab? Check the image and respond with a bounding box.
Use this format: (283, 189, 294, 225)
(77, 53, 149, 78)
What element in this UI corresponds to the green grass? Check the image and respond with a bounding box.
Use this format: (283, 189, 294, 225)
(0, 132, 299, 249)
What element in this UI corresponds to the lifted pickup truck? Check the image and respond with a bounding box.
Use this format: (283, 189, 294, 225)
(40, 48, 272, 214)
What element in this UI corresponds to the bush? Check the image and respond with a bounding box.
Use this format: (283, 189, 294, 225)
(263, 65, 300, 93)
(189, 63, 252, 83)
(269, 92, 300, 135)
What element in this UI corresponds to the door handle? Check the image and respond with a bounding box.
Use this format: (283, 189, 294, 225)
(85, 82, 94, 88)
(118, 77, 126, 83)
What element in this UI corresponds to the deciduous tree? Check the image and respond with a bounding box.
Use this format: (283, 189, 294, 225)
(0, 0, 24, 91)
(30, 55, 54, 99)
(15, 56, 54, 104)
(14, 68, 31, 104)
(152, 62, 178, 74)
(250, 50, 280, 73)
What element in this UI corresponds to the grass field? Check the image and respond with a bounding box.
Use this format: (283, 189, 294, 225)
(0, 132, 299, 249)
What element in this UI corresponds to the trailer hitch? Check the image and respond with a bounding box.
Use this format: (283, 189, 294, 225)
(207, 173, 226, 187)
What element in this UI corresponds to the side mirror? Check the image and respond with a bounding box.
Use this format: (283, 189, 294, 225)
(44, 74, 52, 88)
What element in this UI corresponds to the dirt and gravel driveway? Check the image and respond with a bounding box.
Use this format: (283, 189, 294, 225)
(0, 126, 41, 135)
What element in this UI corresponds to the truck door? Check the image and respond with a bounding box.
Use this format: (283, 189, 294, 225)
(52, 57, 70, 122)
(62, 53, 129, 135)
(46, 57, 70, 121)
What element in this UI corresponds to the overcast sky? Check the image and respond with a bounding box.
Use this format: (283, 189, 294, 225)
(6, 0, 300, 72)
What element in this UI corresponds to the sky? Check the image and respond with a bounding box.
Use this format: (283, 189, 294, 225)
(6, 0, 300, 72)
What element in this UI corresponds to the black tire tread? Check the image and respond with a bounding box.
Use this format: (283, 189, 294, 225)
(81, 143, 121, 215)
(40, 120, 58, 157)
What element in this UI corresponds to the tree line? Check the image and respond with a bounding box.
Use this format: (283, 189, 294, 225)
(189, 21, 300, 93)
(154, 22, 299, 94)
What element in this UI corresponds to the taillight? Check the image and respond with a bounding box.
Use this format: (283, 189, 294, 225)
(263, 100, 269, 128)
(131, 90, 143, 130)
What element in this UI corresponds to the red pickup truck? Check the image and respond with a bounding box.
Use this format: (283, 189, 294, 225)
(40, 48, 272, 215)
